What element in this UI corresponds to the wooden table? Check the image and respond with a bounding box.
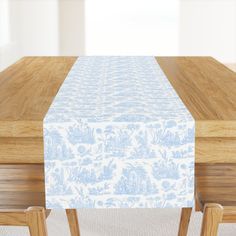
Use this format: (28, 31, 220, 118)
(0, 57, 236, 236)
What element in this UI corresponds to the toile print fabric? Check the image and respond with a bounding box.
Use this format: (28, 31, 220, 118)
(44, 56, 195, 209)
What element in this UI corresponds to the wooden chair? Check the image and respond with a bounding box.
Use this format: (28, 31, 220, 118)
(178, 204, 236, 236)
(66, 209, 81, 236)
(0, 207, 80, 236)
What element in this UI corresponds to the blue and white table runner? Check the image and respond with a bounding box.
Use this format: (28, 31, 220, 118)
(44, 57, 195, 209)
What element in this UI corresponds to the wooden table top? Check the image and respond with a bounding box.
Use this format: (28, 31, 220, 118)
(1, 57, 236, 139)
(1, 57, 236, 210)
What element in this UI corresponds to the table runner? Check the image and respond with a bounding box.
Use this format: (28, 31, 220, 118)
(44, 57, 195, 209)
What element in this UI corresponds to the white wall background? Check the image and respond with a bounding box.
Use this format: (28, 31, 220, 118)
(0, 0, 59, 70)
(0, 0, 85, 71)
(85, 0, 180, 55)
(179, 0, 236, 63)
(0, 0, 236, 71)
(0, 0, 9, 48)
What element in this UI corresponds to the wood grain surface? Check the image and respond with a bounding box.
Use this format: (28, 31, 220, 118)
(0, 57, 236, 138)
(1, 163, 236, 211)
(26, 207, 48, 236)
(157, 57, 236, 121)
(0, 138, 43, 163)
(0, 57, 236, 210)
(200, 203, 223, 236)
(0, 57, 236, 163)
(66, 209, 81, 236)
(178, 208, 192, 236)
(0, 57, 77, 138)
(0, 207, 49, 232)
(0, 164, 45, 209)
(196, 164, 236, 208)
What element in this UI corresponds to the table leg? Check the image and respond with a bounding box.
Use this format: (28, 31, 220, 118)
(66, 209, 81, 236)
(26, 207, 48, 236)
(178, 207, 192, 236)
(200, 203, 223, 236)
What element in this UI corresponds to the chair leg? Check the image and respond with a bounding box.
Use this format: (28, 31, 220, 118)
(26, 207, 48, 236)
(66, 209, 81, 236)
(200, 203, 223, 236)
(178, 207, 192, 236)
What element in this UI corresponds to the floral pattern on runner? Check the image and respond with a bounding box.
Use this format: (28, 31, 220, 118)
(44, 57, 195, 209)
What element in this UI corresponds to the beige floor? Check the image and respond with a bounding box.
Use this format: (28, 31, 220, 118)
(0, 209, 236, 236)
